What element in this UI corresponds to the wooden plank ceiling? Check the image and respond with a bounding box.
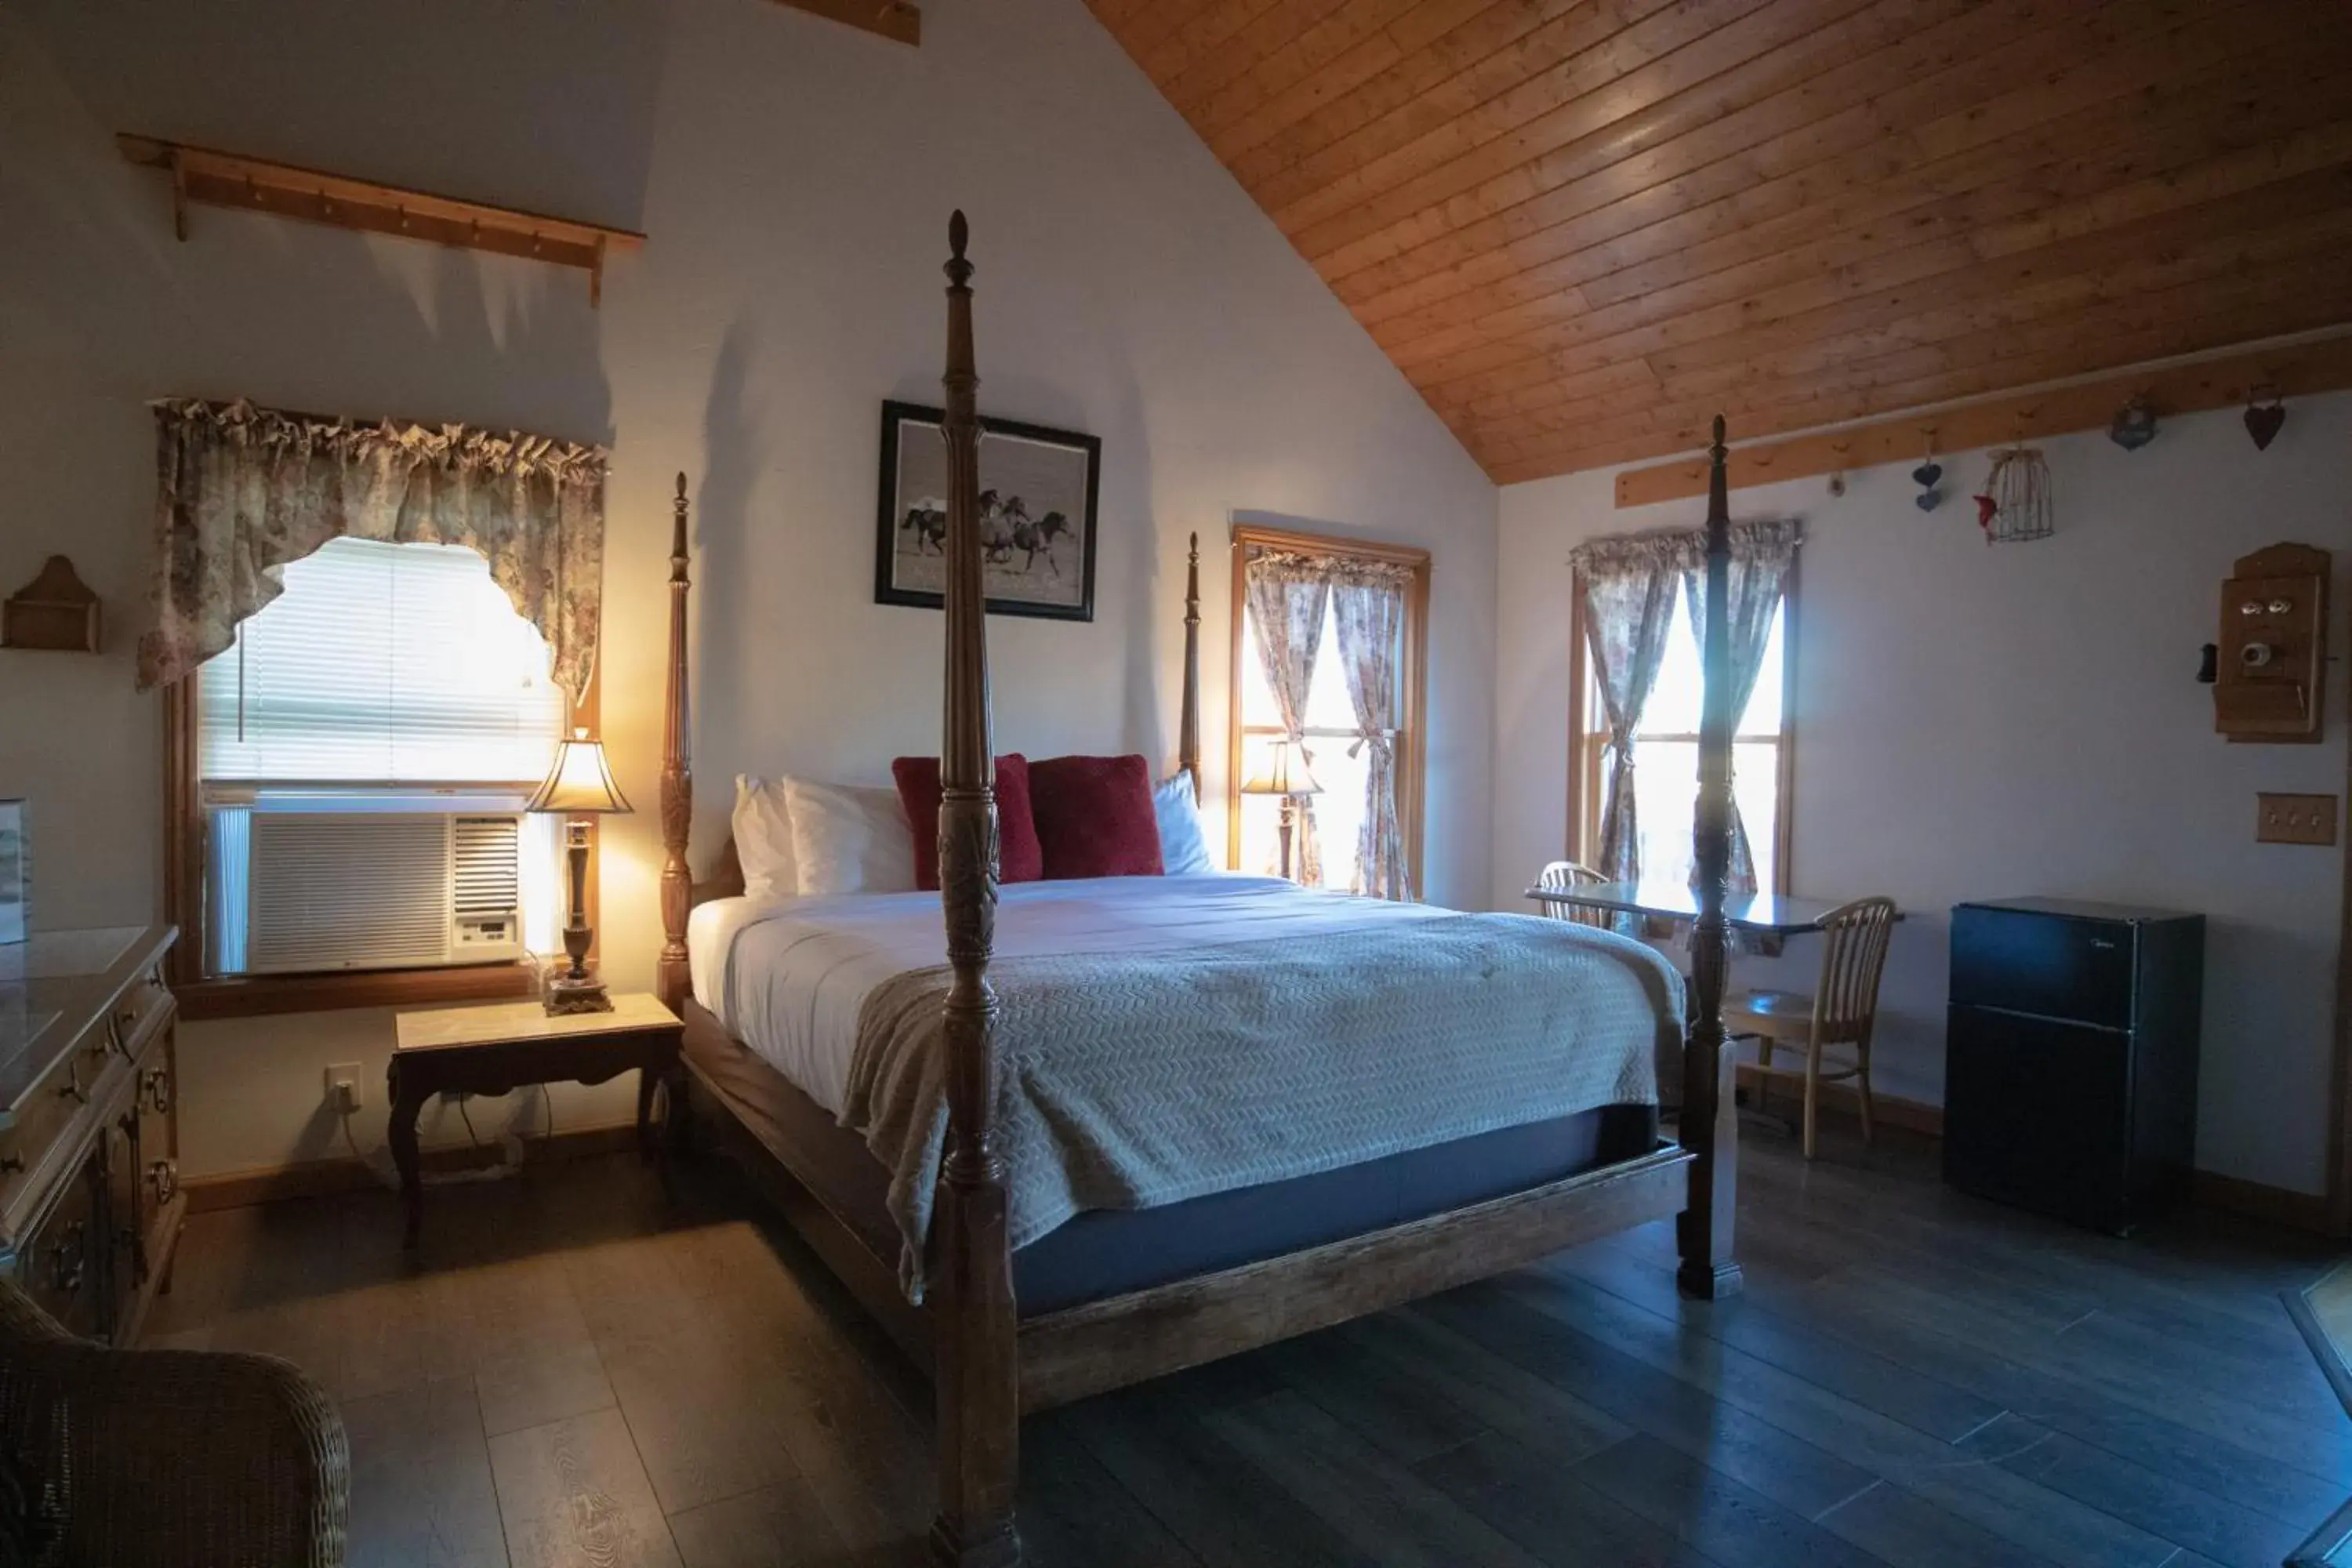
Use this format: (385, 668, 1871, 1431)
(1086, 0, 2352, 484)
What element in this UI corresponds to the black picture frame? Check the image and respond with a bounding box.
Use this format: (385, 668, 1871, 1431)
(874, 399, 1100, 622)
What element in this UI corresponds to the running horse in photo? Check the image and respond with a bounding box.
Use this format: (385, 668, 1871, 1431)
(901, 498, 949, 555)
(1011, 510, 1070, 576)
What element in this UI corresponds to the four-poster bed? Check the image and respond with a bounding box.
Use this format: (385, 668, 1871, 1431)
(655, 213, 1744, 1567)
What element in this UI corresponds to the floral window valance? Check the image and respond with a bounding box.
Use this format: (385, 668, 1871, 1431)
(136, 398, 608, 704)
(1567, 517, 1802, 578)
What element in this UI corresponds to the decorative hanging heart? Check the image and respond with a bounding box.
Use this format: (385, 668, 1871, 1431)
(2245, 401, 2285, 451)
(2109, 398, 2158, 451)
(1911, 463, 1943, 488)
(1915, 489, 1940, 512)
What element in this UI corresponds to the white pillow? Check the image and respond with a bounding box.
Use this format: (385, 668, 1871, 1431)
(1153, 773, 1216, 875)
(784, 778, 917, 895)
(731, 775, 798, 901)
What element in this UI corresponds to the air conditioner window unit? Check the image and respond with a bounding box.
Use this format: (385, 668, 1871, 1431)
(245, 812, 526, 973)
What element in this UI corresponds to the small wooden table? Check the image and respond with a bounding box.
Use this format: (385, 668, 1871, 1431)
(388, 993, 684, 1247)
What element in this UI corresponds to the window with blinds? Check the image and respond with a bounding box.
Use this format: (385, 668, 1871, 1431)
(197, 537, 568, 786)
(191, 537, 569, 979)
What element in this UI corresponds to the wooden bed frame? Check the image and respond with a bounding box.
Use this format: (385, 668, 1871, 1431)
(654, 212, 1744, 1568)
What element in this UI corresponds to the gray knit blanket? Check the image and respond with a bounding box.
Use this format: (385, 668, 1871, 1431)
(839, 911, 1682, 1301)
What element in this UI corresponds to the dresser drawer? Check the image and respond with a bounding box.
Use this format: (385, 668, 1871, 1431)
(0, 1020, 119, 1215)
(19, 1152, 103, 1340)
(131, 1030, 178, 1268)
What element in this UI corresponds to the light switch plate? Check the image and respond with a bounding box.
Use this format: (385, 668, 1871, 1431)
(2256, 793, 2339, 846)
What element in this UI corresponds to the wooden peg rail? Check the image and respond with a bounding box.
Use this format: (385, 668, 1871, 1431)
(117, 134, 645, 307)
(767, 0, 920, 45)
(1613, 332, 2352, 508)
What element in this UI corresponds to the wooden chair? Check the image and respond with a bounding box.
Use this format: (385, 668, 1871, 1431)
(1725, 895, 1896, 1160)
(1535, 860, 1611, 927)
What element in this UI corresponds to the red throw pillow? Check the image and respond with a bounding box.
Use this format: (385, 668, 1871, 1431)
(1027, 753, 1165, 880)
(891, 754, 1043, 891)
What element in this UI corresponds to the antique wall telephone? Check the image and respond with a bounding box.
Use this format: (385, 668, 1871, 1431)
(2200, 543, 2330, 742)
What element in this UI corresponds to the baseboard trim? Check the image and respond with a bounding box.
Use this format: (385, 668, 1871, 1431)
(2190, 1169, 2336, 1236)
(1734, 1063, 1944, 1137)
(183, 1121, 642, 1213)
(188, 1101, 2340, 1237)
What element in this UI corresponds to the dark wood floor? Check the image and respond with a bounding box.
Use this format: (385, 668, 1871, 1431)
(144, 1120, 2348, 1568)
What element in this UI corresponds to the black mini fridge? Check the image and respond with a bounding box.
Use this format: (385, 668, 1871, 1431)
(1943, 897, 2204, 1235)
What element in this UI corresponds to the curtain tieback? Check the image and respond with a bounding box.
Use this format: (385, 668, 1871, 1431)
(1346, 728, 1397, 760)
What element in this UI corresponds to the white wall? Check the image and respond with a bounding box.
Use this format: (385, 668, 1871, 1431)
(1495, 396, 2352, 1195)
(0, 0, 1497, 1178)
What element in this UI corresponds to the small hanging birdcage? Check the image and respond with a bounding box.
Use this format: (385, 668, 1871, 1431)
(1976, 445, 2053, 544)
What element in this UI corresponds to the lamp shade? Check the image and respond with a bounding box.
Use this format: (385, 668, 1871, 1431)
(527, 728, 632, 815)
(1238, 738, 1321, 798)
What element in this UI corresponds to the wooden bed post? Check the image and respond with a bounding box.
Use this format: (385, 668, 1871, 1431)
(1678, 416, 1744, 1301)
(658, 472, 694, 1018)
(928, 212, 1024, 1568)
(1180, 531, 1202, 797)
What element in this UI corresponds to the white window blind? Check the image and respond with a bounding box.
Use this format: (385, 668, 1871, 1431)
(198, 538, 568, 785)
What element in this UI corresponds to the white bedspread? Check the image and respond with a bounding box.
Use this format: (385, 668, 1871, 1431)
(689, 874, 1496, 1115)
(692, 875, 1686, 1297)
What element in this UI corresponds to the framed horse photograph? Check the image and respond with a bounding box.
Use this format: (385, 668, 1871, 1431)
(874, 398, 1099, 622)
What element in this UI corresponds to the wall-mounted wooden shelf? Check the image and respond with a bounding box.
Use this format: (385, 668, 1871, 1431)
(117, 133, 645, 307)
(768, 0, 920, 45)
(2, 555, 100, 653)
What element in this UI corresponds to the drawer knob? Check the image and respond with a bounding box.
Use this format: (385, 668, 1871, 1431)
(0, 1154, 24, 1176)
(147, 1160, 177, 1204)
(45, 1220, 85, 1298)
(57, 1063, 87, 1105)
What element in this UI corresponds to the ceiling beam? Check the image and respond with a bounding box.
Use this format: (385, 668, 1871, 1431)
(766, 0, 920, 47)
(1611, 333, 2352, 508)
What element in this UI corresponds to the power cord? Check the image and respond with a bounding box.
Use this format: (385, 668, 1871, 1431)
(335, 1092, 532, 1192)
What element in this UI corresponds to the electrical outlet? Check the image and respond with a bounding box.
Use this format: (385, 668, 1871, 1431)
(325, 1062, 363, 1115)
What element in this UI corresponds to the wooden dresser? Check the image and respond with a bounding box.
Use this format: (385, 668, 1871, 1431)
(0, 926, 181, 1343)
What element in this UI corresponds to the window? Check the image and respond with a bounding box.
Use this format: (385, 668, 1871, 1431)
(176, 538, 572, 1004)
(1573, 572, 1795, 892)
(198, 538, 568, 785)
(1229, 524, 1428, 895)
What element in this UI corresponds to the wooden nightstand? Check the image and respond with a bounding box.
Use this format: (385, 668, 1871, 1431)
(388, 993, 684, 1247)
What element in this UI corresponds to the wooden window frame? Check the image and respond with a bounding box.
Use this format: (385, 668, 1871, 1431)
(163, 629, 597, 1022)
(1566, 558, 1799, 893)
(1226, 522, 1432, 897)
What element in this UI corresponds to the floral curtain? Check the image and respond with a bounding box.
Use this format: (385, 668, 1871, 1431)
(1569, 539, 1679, 885)
(1681, 519, 1802, 896)
(1243, 549, 1330, 887)
(1330, 559, 1414, 900)
(136, 398, 608, 704)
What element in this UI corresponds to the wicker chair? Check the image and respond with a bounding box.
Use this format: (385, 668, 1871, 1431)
(0, 1277, 347, 1567)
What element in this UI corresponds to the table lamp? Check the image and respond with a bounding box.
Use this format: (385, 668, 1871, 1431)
(528, 726, 632, 1014)
(1239, 738, 1321, 882)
